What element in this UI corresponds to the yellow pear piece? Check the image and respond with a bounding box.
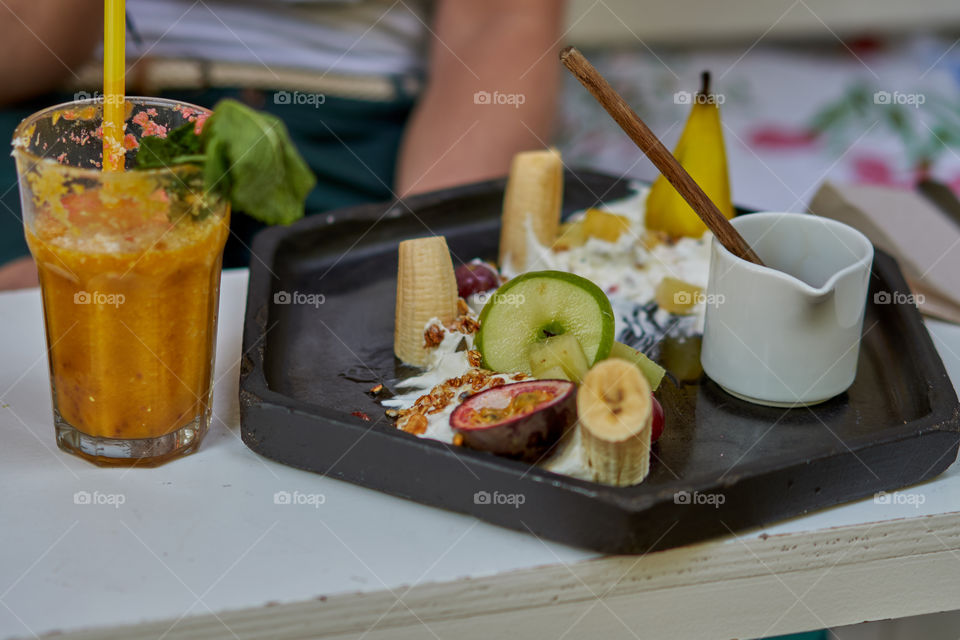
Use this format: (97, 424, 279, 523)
(645, 72, 734, 238)
(499, 149, 563, 272)
(394, 236, 458, 366)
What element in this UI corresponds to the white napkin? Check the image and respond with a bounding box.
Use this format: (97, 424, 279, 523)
(809, 181, 960, 324)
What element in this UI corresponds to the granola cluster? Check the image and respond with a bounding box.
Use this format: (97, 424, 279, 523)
(394, 367, 529, 435)
(449, 299, 481, 334)
(423, 323, 445, 348)
(467, 349, 483, 368)
(422, 299, 479, 349)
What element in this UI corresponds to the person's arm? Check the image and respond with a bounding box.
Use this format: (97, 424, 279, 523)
(0, 256, 39, 290)
(395, 0, 566, 196)
(0, 1, 103, 104)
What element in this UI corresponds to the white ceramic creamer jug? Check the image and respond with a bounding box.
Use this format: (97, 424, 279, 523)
(701, 212, 874, 406)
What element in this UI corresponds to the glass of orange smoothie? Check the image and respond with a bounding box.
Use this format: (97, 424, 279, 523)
(12, 97, 230, 466)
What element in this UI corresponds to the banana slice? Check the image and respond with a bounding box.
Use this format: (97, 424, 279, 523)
(577, 358, 653, 486)
(499, 148, 563, 273)
(394, 236, 459, 366)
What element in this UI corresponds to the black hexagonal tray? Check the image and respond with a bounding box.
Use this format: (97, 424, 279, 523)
(239, 170, 960, 554)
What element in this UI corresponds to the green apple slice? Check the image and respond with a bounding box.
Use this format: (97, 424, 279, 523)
(608, 341, 666, 390)
(529, 333, 590, 382)
(476, 270, 615, 375)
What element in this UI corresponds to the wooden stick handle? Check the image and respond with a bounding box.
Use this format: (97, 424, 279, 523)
(559, 46, 765, 266)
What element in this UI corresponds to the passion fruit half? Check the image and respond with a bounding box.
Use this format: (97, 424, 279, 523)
(450, 379, 576, 463)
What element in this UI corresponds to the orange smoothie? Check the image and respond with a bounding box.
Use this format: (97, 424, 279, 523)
(25, 185, 229, 442)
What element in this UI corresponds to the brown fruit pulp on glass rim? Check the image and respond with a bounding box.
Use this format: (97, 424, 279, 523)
(26, 189, 229, 440)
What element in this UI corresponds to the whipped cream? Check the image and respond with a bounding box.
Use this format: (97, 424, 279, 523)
(382, 321, 474, 442)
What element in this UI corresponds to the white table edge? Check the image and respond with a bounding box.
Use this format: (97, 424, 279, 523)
(33, 510, 960, 640)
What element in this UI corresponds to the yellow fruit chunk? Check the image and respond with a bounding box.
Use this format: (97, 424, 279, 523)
(654, 276, 703, 315)
(659, 336, 703, 382)
(641, 230, 668, 251)
(553, 220, 586, 251)
(582, 208, 631, 242)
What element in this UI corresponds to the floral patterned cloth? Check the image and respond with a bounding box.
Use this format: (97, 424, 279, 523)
(558, 35, 960, 212)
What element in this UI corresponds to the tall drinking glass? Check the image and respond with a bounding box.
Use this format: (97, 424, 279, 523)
(12, 97, 230, 466)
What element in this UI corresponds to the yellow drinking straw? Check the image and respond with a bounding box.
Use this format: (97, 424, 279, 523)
(102, 0, 126, 171)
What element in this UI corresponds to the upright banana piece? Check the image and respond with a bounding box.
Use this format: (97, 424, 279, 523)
(577, 358, 653, 486)
(499, 149, 563, 273)
(394, 236, 458, 366)
(645, 71, 734, 238)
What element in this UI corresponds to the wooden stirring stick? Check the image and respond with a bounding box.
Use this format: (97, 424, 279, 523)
(560, 46, 765, 266)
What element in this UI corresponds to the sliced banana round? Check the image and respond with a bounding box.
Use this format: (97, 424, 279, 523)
(577, 358, 653, 486)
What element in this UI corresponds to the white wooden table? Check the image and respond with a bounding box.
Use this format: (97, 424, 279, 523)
(1, 269, 958, 640)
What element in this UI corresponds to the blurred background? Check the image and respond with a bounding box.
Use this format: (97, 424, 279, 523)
(559, 0, 960, 212)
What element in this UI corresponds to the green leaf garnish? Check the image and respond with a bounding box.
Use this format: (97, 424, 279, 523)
(135, 121, 204, 168)
(134, 99, 316, 225)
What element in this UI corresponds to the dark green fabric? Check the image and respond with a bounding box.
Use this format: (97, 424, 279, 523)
(0, 92, 78, 264)
(0, 86, 415, 268)
(759, 632, 829, 640)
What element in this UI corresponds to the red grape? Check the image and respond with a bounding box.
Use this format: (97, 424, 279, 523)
(651, 395, 665, 443)
(455, 261, 500, 298)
